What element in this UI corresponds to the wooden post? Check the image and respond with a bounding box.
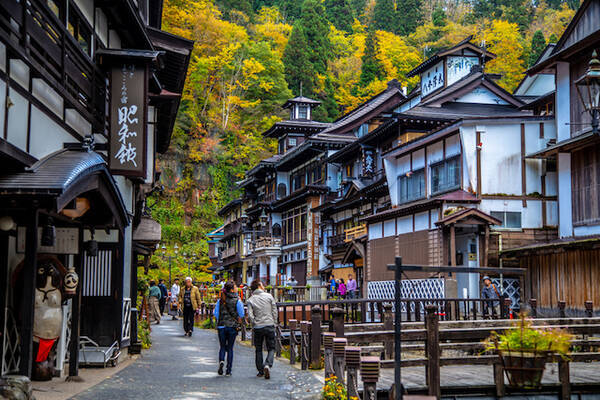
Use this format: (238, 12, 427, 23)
(69, 222, 83, 378)
(275, 325, 282, 357)
(383, 303, 394, 359)
(323, 332, 336, 378)
(332, 307, 345, 338)
(300, 321, 310, 370)
(558, 300, 566, 318)
(425, 305, 440, 398)
(360, 356, 380, 400)
(346, 347, 361, 400)
(333, 337, 347, 384)
(311, 306, 322, 369)
(529, 298, 537, 318)
(289, 319, 298, 365)
(20, 210, 38, 377)
(450, 224, 456, 267)
(502, 298, 511, 319)
(493, 362, 505, 397)
(559, 359, 570, 400)
(483, 225, 490, 266)
(585, 301, 593, 318)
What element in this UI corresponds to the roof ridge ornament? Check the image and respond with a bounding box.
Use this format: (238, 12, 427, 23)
(82, 135, 95, 152)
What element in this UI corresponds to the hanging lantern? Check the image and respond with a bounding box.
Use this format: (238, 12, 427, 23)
(575, 50, 600, 135)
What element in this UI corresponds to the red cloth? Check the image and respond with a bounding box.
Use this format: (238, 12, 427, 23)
(35, 338, 56, 362)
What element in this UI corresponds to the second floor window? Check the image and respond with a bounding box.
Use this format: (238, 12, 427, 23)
(282, 206, 307, 244)
(491, 211, 522, 229)
(398, 169, 425, 204)
(431, 156, 461, 195)
(298, 106, 308, 119)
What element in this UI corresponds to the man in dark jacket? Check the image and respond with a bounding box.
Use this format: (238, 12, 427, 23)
(158, 279, 168, 315)
(213, 281, 244, 376)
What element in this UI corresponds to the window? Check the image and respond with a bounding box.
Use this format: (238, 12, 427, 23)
(491, 211, 522, 229)
(282, 206, 308, 244)
(431, 156, 461, 194)
(68, 8, 93, 57)
(298, 106, 308, 119)
(398, 169, 425, 204)
(345, 164, 353, 178)
(290, 252, 295, 261)
(289, 137, 297, 147)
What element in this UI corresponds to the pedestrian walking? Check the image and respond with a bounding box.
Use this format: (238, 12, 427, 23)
(481, 276, 500, 318)
(158, 279, 168, 315)
(169, 278, 180, 320)
(148, 280, 162, 325)
(247, 280, 278, 379)
(213, 281, 244, 376)
(338, 278, 347, 299)
(347, 274, 357, 299)
(328, 276, 337, 299)
(178, 277, 202, 336)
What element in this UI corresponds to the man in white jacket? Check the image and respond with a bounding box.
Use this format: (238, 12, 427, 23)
(247, 280, 278, 379)
(170, 278, 180, 320)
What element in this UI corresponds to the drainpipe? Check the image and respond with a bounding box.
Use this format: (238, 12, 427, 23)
(498, 233, 503, 293)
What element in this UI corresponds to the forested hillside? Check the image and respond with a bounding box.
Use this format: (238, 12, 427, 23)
(149, 0, 575, 272)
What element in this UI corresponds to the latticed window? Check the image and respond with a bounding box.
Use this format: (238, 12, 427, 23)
(431, 156, 461, 195)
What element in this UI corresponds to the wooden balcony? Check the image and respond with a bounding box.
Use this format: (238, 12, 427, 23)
(0, 0, 108, 133)
(345, 224, 367, 242)
(254, 236, 282, 250)
(222, 246, 238, 259)
(329, 234, 346, 248)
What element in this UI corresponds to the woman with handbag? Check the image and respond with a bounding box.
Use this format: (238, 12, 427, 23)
(213, 281, 244, 376)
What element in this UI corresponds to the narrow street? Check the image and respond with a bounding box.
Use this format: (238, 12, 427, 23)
(69, 318, 322, 400)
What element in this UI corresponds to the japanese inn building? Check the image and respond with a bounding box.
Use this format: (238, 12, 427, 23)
(0, 0, 191, 380)
(218, 28, 600, 311)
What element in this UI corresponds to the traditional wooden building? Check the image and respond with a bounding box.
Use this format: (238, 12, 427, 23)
(502, 0, 600, 311)
(364, 38, 558, 303)
(217, 200, 244, 283)
(0, 0, 190, 380)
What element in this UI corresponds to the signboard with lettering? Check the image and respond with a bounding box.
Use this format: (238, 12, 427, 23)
(17, 227, 79, 254)
(362, 148, 375, 177)
(109, 64, 147, 176)
(306, 196, 321, 280)
(421, 60, 444, 97)
(447, 56, 479, 86)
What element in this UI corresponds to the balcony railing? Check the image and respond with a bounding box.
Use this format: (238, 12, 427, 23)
(0, 0, 108, 132)
(345, 224, 367, 242)
(223, 220, 241, 237)
(329, 234, 346, 248)
(254, 237, 282, 250)
(222, 247, 237, 259)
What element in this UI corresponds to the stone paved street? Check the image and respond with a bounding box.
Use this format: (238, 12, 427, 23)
(69, 317, 322, 400)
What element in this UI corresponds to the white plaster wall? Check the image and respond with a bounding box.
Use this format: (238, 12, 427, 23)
(574, 224, 600, 236)
(397, 215, 412, 234)
(277, 171, 289, 195)
(558, 153, 573, 237)
(479, 199, 543, 229)
(0, 42, 5, 72)
(327, 163, 340, 191)
(32, 78, 63, 118)
(10, 59, 29, 90)
(446, 134, 461, 157)
(398, 155, 411, 173)
(460, 126, 476, 193)
(95, 8, 109, 47)
(427, 141, 443, 165)
(456, 87, 509, 105)
(6, 89, 28, 151)
(384, 157, 399, 206)
(479, 123, 521, 195)
(74, 0, 94, 27)
(555, 62, 571, 142)
(383, 219, 395, 237)
(412, 149, 425, 170)
(515, 74, 555, 96)
(29, 106, 74, 159)
(524, 123, 543, 194)
(369, 222, 382, 240)
(414, 212, 429, 231)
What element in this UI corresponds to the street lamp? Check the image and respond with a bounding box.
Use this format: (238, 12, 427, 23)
(161, 243, 179, 286)
(575, 50, 600, 135)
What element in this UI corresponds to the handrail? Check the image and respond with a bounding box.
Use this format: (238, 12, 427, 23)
(344, 224, 367, 242)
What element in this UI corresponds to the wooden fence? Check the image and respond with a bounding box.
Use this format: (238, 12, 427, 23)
(284, 300, 600, 398)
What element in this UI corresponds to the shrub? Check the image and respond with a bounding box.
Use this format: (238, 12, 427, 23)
(199, 317, 216, 329)
(138, 320, 152, 349)
(484, 314, 572, 358)
(321, 376, 355, 400)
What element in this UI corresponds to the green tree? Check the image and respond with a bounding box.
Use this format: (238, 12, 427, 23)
(529, 30, 546, 67)
(358, 29, 385, 87)
(396, 0, 423, 35)
(373, 0, 396, 32)
(549, 33, 559, 43)
(282, 22, 315, 95)
(279, 0, 303, 20)
(324, 0, 355, 33)
(298, 0, 331, 75)
(350, 0, 367, 17)
(432, 6, 447, 27)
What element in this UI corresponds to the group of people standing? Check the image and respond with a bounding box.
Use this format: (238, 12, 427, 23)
(328, 274, 358, 299)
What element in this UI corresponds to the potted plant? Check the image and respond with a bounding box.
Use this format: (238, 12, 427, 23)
(485, 315, 572, 389)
